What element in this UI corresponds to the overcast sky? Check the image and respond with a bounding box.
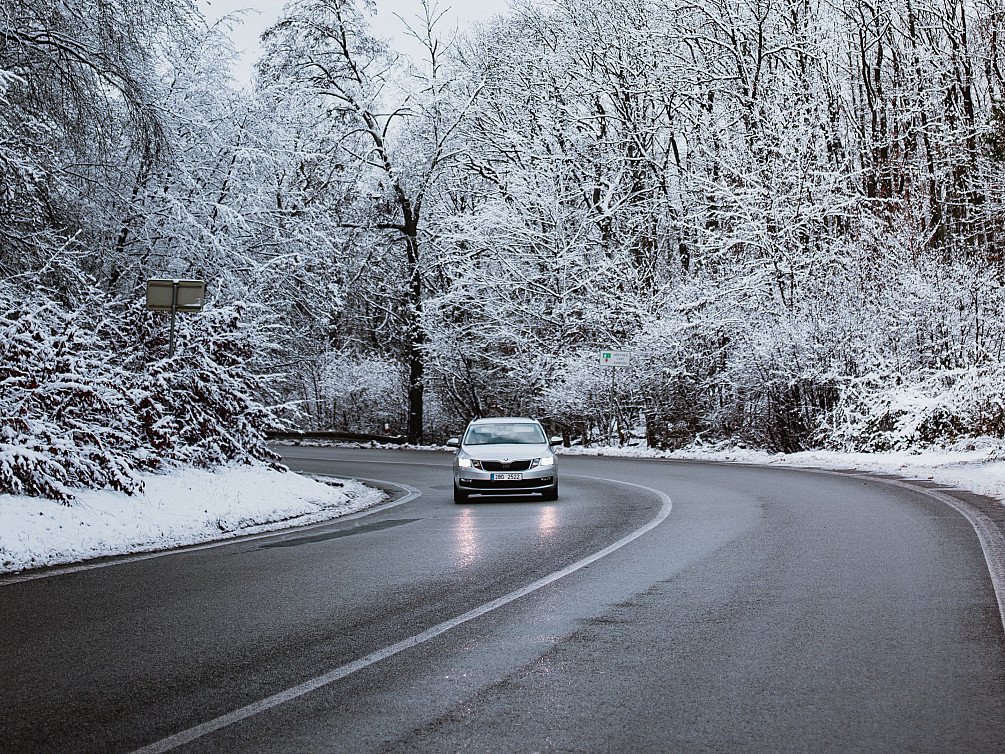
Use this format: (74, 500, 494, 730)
(199, 0, 512, 83)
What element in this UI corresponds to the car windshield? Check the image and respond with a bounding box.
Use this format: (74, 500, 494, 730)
(463, 423, 547, 445)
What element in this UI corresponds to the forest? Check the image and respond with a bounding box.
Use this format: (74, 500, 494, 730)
(4, 0, 1005, 499)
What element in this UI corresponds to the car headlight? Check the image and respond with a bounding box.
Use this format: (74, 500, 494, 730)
(536, 455, 555, 467)
(456, 457, 473, 468)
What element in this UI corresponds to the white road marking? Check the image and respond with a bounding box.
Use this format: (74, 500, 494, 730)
(131, 477, 673, 754)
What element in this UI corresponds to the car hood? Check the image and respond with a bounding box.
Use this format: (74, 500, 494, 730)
(461, 444, 551, 461)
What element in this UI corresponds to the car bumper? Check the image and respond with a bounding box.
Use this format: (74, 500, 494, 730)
(454, 468, 557, 496)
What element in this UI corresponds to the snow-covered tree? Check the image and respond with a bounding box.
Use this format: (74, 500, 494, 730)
(259, 0, 478, 443)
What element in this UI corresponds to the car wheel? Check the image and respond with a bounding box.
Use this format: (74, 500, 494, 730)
(542, 482, 559, 501)
(453, 485, 469, 504)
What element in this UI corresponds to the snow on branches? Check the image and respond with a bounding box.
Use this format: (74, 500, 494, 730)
(0, 294, 147, 501)
(135, 303, 282, 470)
(0, 285, 280, 502)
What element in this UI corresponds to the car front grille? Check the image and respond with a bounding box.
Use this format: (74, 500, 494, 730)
(479, 460, 532, 472)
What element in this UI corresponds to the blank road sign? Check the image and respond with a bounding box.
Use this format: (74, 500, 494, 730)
(146, 280, 206, 312)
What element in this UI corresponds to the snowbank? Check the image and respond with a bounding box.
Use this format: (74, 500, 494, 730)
(559, 441, 1005, 503)
(0, 465, 385, 574)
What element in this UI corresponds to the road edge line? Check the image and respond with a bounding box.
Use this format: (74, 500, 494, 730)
(635, 457, 1005, 636)
(861, 474, 1005, 633)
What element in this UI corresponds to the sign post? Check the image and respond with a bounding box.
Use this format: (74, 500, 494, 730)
(598, 350, 630, 444)
(146, 279, 206, 356)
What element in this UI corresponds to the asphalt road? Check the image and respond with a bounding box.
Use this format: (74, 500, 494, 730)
(1, 447, 1003, 753)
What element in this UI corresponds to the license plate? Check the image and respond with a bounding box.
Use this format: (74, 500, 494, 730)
(491, 472, 523, 481)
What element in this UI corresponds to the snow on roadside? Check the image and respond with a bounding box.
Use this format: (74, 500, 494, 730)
(558, 440, 1005, 504)
(0, 465, 385, 574)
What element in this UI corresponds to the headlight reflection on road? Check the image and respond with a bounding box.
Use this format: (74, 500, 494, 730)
(453, 508, 480, 568)
(537, 505, 558, 538)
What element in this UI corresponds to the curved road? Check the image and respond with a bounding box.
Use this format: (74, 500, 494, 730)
(1, 448, 1003, 753)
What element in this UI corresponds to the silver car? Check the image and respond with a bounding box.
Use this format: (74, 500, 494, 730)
(449, 417, 559, 503)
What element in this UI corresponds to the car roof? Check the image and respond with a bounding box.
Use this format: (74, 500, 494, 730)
(467, 417, 540, 425)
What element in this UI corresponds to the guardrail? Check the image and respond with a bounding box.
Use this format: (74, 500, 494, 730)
(265, 430, 408, 445)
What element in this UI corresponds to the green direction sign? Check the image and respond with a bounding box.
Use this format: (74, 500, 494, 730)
(598, 350, 630, 367)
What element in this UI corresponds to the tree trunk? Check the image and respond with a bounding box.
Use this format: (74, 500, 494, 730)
(407, 335, 424, 444)
(404, 225, 424, 444)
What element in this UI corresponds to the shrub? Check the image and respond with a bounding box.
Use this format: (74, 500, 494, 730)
(0, 295, 148, 501)
(0, 284, 280, 501)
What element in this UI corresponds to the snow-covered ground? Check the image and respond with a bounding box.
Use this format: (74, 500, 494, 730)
(0, 465, 385, 574)
(561, 440, 1005, 502)
(2, 442, 1003, 576)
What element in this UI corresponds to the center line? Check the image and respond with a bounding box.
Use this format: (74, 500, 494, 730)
(132, 476, 672, 754)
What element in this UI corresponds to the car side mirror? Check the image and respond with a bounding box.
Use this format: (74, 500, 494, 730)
(446, 438, 460, 448)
